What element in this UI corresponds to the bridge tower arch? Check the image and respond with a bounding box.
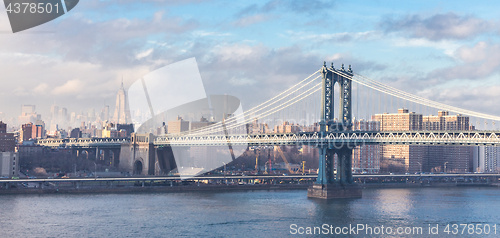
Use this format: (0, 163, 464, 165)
(320, 62, 353, 131)
(308, 62, 361, 199)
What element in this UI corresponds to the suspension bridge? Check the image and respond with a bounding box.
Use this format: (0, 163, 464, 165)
(37, 62, 500, 199)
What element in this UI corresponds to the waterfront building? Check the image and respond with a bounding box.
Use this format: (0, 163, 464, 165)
(373, 109, 472, 173)
(423, 111, 469, 130)
(373, 108, 422, 131)
(0, 151, 18, 177)
(373, 109, 423, 173)
(0, 121, 15, 152)
(422, 111, 472, 173)
(352, 120, 381, 174)
(473, 146, 500, 173)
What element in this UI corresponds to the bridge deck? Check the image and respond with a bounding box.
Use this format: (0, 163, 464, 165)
(36, 131, 500, 147)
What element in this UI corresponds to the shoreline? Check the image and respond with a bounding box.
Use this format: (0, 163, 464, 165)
(0, 182, 496, 195)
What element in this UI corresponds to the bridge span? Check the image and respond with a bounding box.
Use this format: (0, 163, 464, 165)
(27, 62, 500, 199)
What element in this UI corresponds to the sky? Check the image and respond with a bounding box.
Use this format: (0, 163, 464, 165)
(1, 0, 500, 123)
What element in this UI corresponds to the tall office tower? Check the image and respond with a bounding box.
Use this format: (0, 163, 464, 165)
(112, 82, 131, 124)
(21, 105, 35, 114)
(59, 108, 68, 123)
(101, 105, 109, 122)
(88, 108, 96, 122)
(19, 105, 40, 125)
(70, 112, 76, 124)
(50, 104, 59, 119)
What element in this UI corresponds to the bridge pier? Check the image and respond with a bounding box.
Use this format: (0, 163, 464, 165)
(308, 146, 362, 199)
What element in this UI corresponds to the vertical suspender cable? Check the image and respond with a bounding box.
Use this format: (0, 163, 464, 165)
(384, 92, 387, 113)
(378, 90, 381, 114)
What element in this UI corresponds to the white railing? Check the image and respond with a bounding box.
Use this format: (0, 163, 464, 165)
(154, 131, 500, 146)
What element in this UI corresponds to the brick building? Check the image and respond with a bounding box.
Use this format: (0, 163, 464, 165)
(0, 121, 15, 152)
(373, 109, 472, 173)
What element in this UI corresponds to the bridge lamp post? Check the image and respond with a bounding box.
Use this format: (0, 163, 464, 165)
(444, 162, 449, 174)
(94, 162, 97, 179)
(417, 162, 422, 174)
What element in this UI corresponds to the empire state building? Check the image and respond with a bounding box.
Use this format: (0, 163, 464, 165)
(112, 81, 132, 124)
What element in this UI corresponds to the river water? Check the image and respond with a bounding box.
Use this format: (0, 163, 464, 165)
(1, 187, 499, 237)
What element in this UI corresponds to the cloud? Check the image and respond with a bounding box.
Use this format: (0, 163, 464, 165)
(429, 41, 500, 80)
(0, 9, 199, 69)
(77, 0, 208, 10)
(232, 14, 274, 28)
(417, 84, 500, 116)
(0, 6, 201, 118)
(192, 31, 231, 37)
(380, 12, 495, 41)
(391, 37, 461, 56)
(136, 48, 154, 59)
(283, 0, 332, 15)
(232, 0, 331, 27)
(0, 0, 384, 122)
(13, 87, 28, 96)
(236, 0, 331, 17)
(33, 83, 49, 94)
(284, 30, 381, 43)
(193, 42, 386, 112)
(51, 79, 86, 95)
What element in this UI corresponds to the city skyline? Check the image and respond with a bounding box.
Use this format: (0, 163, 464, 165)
(3, 1, 500, 237)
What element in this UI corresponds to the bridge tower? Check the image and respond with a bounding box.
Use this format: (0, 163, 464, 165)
(308, 62, 362, 199)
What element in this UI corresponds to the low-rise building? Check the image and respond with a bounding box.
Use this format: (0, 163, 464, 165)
(0, 152, 18, 177)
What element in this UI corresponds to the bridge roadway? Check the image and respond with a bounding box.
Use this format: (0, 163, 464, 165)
(36, 137, 129, 148)
(2, 173, 500, 184)
(35, 130, 500, 148)
(157, 130, 500, 147)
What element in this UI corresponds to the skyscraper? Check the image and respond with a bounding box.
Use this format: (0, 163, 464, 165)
(21, 105, 35, 114)
(112, 81, 132, 124)
(50, 104, 59, 120)
(19, 105, 40, 125)
(101, 105, 109, 122)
